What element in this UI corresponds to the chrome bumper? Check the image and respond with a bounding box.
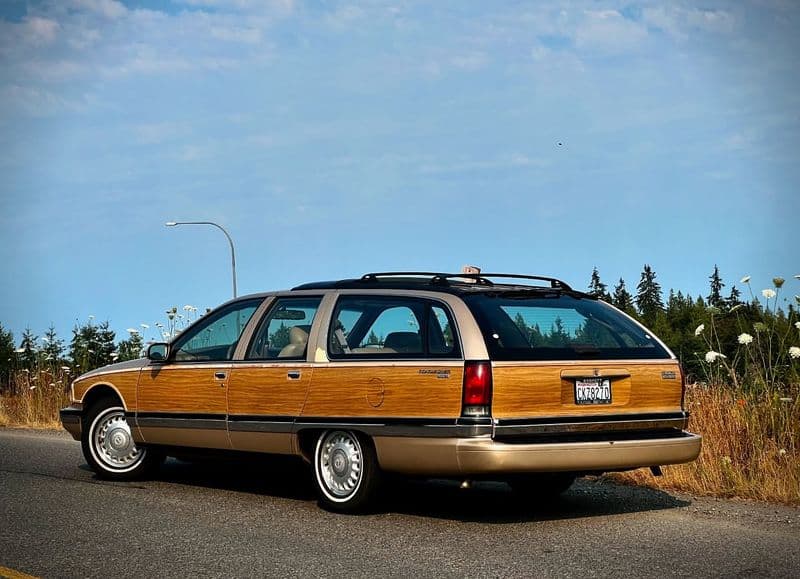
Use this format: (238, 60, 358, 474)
(59, 405, 83, 440)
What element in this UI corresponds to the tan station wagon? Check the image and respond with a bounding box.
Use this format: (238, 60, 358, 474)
(60, 272, 701, 511)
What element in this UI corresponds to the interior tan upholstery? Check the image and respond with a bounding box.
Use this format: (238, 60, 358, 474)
(278, 325, 310, 358)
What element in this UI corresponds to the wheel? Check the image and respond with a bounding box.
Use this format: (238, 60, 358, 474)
(508, 472, 577, 499)
(81, 398, 161, 480)
(313, 430, 381, 512)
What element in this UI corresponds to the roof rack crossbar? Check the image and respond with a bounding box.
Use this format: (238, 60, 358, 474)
(358, 271, 572, 291)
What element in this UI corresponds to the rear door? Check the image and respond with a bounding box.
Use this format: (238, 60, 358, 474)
(464, 293, 682, 420)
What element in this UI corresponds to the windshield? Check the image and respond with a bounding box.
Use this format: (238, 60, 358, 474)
(464, 293, 671, 361)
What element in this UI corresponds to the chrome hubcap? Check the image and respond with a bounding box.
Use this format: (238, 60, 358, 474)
(93, 409, 144, 470)
(319, 431, 362, 498)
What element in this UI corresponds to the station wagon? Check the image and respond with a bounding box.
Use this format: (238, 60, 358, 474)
(60, 272, 701, 511)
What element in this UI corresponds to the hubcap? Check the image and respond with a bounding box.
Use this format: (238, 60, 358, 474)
(92, 409, 144, 470)
(318, 431, 362, 498)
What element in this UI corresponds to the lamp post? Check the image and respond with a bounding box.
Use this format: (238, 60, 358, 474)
(165, 221, 238, 298)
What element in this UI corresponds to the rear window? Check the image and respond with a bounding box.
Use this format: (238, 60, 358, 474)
(464, 293, 670, 361)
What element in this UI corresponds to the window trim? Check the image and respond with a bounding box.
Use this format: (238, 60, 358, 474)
(326, 294, 463, 361)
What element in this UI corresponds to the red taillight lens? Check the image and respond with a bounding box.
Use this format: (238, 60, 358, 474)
(463, 361, 492, 408)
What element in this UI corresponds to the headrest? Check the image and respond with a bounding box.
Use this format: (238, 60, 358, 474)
(383, 331, 421, 353)
(289, 325, 310, 344)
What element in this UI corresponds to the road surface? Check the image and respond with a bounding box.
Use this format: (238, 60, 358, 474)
(1, 428, 797, 578)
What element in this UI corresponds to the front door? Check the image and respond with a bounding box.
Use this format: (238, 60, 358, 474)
(136, 298, 262, 448)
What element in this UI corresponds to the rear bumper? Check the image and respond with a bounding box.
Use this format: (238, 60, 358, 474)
(374, 431, 702, 476)
(59, 405, 83, 440)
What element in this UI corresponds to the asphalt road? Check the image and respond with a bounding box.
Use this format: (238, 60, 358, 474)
(1, 429, 798, 579)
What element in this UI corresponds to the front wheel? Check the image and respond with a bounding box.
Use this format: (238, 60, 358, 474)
(313, 430, 381, 512)
(81, 399, 161, 480)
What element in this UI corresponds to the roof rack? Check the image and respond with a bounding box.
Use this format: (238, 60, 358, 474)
(358, 272, 573, 291)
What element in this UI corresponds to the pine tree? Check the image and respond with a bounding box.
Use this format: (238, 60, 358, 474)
(0, 323, 15, 390)
(635, 265, 664, 324)
(612, 278, 636, 315)
(19, 328, 38, 370)
(117, 332, 144, 362)
(69, 319, 116, 372)
(707, 265, 725, 308)
(588, 267, 610, 301)
(726, 285, 742, 309)
(42, 324, 64, 366)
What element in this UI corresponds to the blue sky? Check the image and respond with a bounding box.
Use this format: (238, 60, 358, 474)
(1, 0, 798, 345)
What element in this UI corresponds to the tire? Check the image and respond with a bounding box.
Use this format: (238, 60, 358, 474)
(313, 430, 382, 513)
(81, 398, 162, 480)
(508, 472, 577, 499)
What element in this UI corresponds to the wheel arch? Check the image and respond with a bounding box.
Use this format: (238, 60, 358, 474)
(81, 383, 126, 412)
(296, 427, 376, 463)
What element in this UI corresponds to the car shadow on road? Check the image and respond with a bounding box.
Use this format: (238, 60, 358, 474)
(144, 454, 689, 524)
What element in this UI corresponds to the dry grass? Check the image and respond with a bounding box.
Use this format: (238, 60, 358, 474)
(0, 369, 70, 430)
(614, 385, 800, 505)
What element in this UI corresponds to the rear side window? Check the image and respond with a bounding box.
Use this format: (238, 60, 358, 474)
(328, 296, 460, 359)
(464, 293, 670, 361)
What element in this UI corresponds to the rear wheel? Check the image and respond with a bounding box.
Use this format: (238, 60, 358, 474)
(508, 472, 577, 499)
(81, 398, 161, 480)
(313, 430, 381, 512)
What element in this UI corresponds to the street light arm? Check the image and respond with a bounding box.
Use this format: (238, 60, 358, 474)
(165, 220, 238, 298)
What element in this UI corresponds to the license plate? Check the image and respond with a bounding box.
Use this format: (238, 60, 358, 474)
(574, 378, 612, 405)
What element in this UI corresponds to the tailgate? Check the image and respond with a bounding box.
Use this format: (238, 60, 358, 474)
(491, 360, 683, 419)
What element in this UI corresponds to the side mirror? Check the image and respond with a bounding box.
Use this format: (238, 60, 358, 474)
(147, 342, 169, 362)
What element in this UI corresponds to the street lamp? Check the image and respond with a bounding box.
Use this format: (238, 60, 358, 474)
(165, 221, 238, 298)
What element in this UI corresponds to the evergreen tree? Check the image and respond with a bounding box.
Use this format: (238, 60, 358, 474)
(707, 265, 725, 308)
(42, 324, 64, 365)
(612, 278, 636, 315)
(19, 328, 38, 370)
(117, 332, 144, 362)
(365, 329, 381, 346)
(69, 319, 116, 372)
(588, 267, 610, 301)
(635, 264, 665, 325)
(269, 322, 291, 351)
(726, 285, 742, 309)
(0, 323, 15, 390)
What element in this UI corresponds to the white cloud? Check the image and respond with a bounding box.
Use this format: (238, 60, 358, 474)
(24, 17, 60, 45)
(642, 6, 737, 41)
(69, 0, 128, 20)
(210, 25, 263, 44)
(575, 10, 648, 54)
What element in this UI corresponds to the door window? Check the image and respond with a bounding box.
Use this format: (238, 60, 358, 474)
(247, 297, 322, 360)
(171, 299, 262, 362)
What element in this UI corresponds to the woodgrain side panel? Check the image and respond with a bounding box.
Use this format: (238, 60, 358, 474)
(227, 365, 313, 416)
(492, 361, 682, 419)
(302, 364, 464, 418)
(75, 370, 140, 411)
(137, 366, 229, 414)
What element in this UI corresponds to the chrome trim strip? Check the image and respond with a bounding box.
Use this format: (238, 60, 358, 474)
(292, 421, 492, 438)
(135, 417, 228, 430)
(228, 420, 294, 433)
(494, 417, 688, 437)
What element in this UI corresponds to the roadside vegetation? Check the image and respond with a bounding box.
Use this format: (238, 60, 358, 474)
(1, 267, 798, 504)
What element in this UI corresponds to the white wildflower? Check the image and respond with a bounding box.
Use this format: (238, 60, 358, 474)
(183, 305, 194, 311)
(29, 385, 36, 390)
(60, 366, 70, 371)
(761, 289, 776, 299)
(789, 346, 800, 359)
(740, 275, 751, 283)
(126, 328, 139, 334)
(140, 323, 150, 329)
(14, 347, 24, 353)
(795, 275, 800, 280)
(694, 324, 705, 336)
(795, 322, 800, 330)
(779, 449, 787, 456)
(737, 333, 754, 345)
(705, 351, 726, 363)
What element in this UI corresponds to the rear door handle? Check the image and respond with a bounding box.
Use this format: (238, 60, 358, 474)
(287, 371, 301, 380)
(215, 372, 227, 380)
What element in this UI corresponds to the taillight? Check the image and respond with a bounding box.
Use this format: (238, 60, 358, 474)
(462, 361, 492, 417)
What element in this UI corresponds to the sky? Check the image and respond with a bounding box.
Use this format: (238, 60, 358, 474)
(1, 0, 798, 346)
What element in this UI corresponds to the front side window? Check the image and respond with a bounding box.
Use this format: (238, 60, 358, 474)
(247, 297, 322, 360)
(328, 296, 459, 359)
(464, 293, 670, 361)
(172, 299, 261, 362)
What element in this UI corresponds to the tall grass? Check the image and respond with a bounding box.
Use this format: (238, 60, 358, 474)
(0, 368, 70, 429)
(615, 385, 799, 504)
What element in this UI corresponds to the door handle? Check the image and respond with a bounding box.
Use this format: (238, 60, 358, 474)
(287, 370, 301, 380)
(215, 371, 227, 380)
